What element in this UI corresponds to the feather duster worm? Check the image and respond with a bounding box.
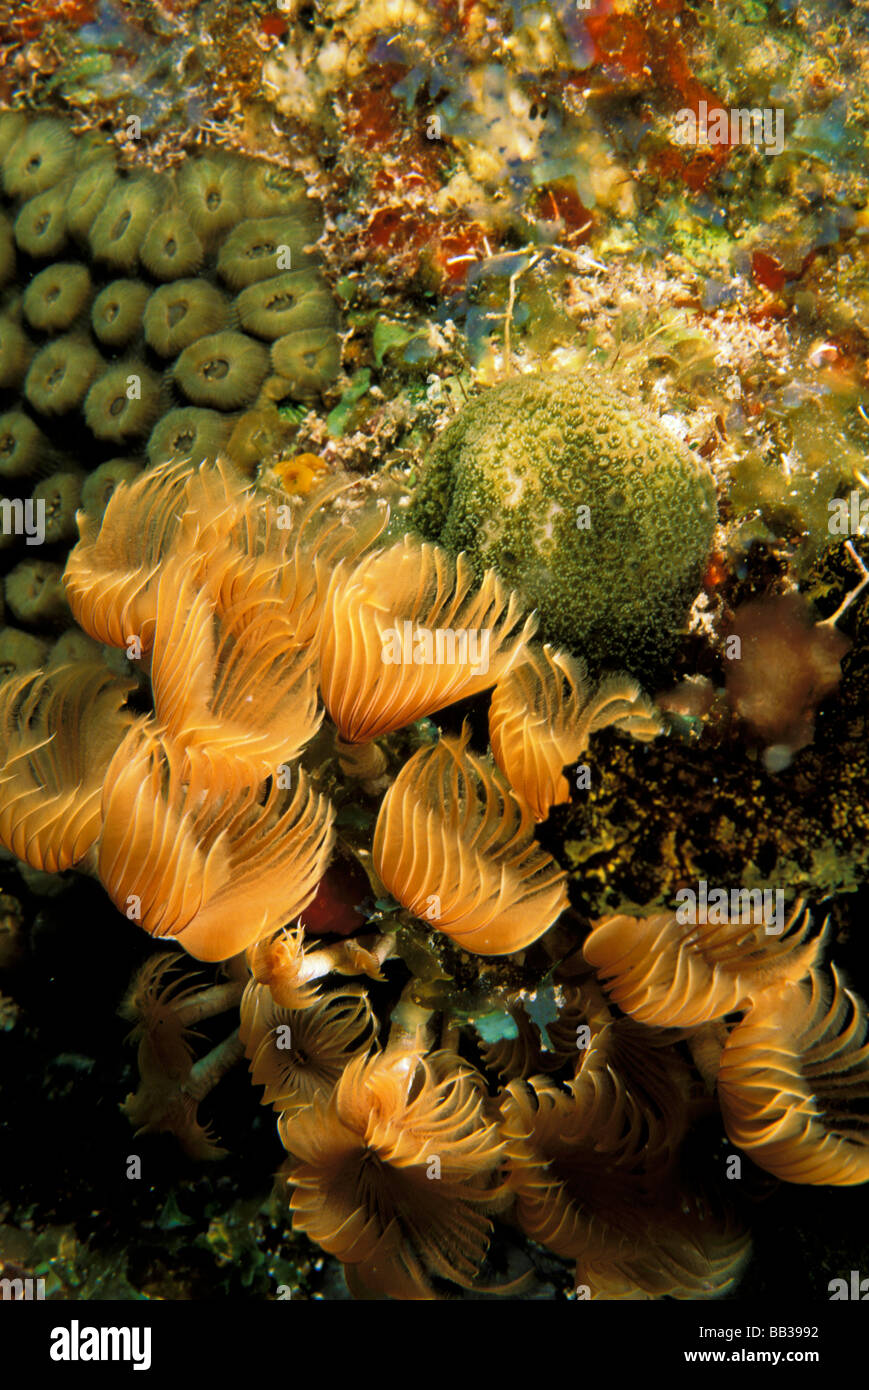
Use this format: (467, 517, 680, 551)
(205, 477, 388, 648)
(500, 1046, 749, 1298)
(320, 536, 535, 746)
(280, 1048, 507, 1299)
(149, 557, 321, 791)
(373, 727, 567, 955)
(246, 924, 394, 1012)
(0, 662, 134, 872)
(64, 458, 248, 650)
(489, 643, 662, 821)
(98, 723, 334, 962)
(121, 953, 245, 1160)
(248, 925, 321, 1012)
(240, 979, 376, 1113)
(583, 901, 822, 1028)
(718, 968, 869, 1185)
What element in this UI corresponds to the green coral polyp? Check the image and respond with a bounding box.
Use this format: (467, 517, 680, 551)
(89, 178, 159, 271)
(0, 411, 48, 479)
(83, 362, 162, 442)
(270, 327, 341, 399)
(143, 279, 230, 357)
(67, 162, 117, 242)
(409, 371, 718, 679)
(146, 407, 232, 465)
(173, 331, 269, 410)
(140, 210, 204, 280)
(2, 119, 74, 200)
(24, 336, 103, 416)
(23, 263, 93, 333)
(243, 162, 313, 221)
(90, 279, 151, 350)
(178, 156, 244, 241)
(235, 271, 337, 340)
(216, 216, 316, 290)
(31, 470, 86, 545)
(14, 184, 69, 258)
(0, 106, 339, 594)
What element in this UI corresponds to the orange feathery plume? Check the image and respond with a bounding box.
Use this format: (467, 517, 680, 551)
(373, 726, 568, 955)
(718, 967, 869, 1185)
(205, 476, 388, 648)
(319, 536, 536, 744)
(500, 1049, 749, 1298)
(149, 558, 321, 790)
(583, 900, 822, 1028)
(240, 979, 376, 1113)
(248, 925, 322, 1011)
(489, 643, 662, 821)
(280, 1048, 506, 1299)
(98, 723, 335, 961)
(120, 952, 245, 1160)
(63, 458, 248, 651)
(0, 662, 134, 872)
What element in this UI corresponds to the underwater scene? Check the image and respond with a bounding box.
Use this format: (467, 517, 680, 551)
(0, 0, 868, 1325)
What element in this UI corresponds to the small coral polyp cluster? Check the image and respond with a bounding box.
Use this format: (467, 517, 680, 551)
(1, 452, 868, 1300)
(0, 107, 339, 674)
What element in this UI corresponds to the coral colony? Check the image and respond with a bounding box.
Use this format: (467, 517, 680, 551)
(0, 0, 868, 1310)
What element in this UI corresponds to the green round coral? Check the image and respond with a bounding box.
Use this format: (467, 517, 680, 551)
(0, 625, 51, 678)
(140, 209, 204, 280)
(24, 336, 103, 416)
(91, 279, 150, 350)
(4, 559, 69, 625)
(173, 331, 269, 410)
(235, 271, 337, 340)
(67, 161, 118, 242)
(88, 176, 159, 271)
(2, 119, 73, 200)
(14, 183, 69, 258)
(243, 162, 314, 221)
(408, 371, 718, 680)
(270, 326, 340, 400)
(178, 155, 243, 242)
(146, 407, 231, 465)
(83, 361, 161, 442)
(23, 262, 92, 333)
(143, 278, 230, 357)
(0, 410, 48, 479)
(216, 216, 316, 290)
(31, 469, 86, 544)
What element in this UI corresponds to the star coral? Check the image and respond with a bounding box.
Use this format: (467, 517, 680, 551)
(409, 370, 718, 681)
